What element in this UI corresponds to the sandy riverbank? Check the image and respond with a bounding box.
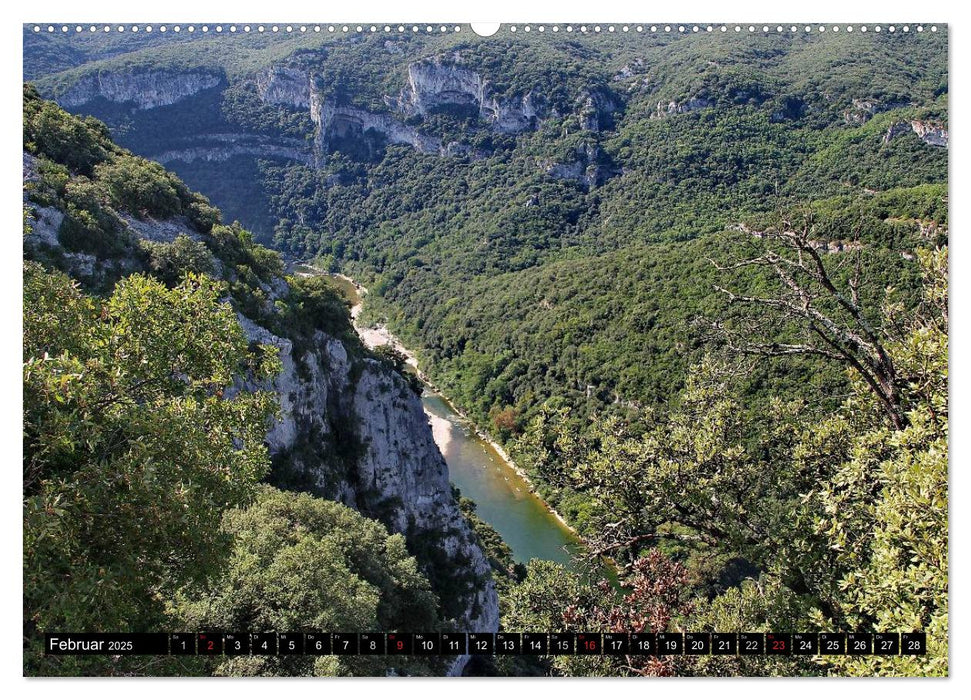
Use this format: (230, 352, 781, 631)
(426, 389, 578, 535)
(426, 410, 455, 453)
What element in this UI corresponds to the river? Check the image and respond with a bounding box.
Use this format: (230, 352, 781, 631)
(296, 265, 584, 566)
(422, 393, 582, 565)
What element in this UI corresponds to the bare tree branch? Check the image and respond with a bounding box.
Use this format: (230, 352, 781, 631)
(711, 216, 906, 429)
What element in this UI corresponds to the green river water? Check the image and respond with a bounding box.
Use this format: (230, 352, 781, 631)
(421, 392, 583, 565)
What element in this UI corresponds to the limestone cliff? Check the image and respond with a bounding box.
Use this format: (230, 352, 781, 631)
(254, 65, 443, 156)
(395, 57, 553, 133)
(884, 119, 949, 147)
(45, 56, 620, 167)
(843, 97, 910, 125)
(250, 57, 618, 157)
(234, 316, 499, 674)
(654, 96, 714, 118)
(57, 68, 223, 110)
(48, 67, 315, 167)
(537, 142, 617, 189)
(152, 133, 314, 166)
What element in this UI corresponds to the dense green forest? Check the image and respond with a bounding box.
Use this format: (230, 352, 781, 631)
(23, 26, 948, 677)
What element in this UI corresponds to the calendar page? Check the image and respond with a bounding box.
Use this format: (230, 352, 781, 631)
(21, 15, 948, 680)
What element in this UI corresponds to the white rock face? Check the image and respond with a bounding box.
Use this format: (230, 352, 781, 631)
(235, 315, 500, 646)
(22, 174, 500, 665)
(481, 91, 548, 133)
(153, 133, 314, 166)
(654, 96, 714, 118)
(538, 143, 615, 189)
(48, 69, 313, 166)
(884, 119, 948, 147)
(843, 98, 911, 125)
(399, 58, 554, 134)
(575, 89, 618, 132)
(400, 60, 486, 116)
(313, 96, 443, 154)
(23, 204, 62, 248)
(253, 57, 614, 160)
(256, 66, 313, 108)
(23, 153, 63, 247)
(909, 120, 949, 147)
(52, 60, 616, 168)
(252, 66, 443, 156)
(58, 69, 223, 110)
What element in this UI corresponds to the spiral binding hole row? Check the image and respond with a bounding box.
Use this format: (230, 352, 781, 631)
(31, 24, 940, 35)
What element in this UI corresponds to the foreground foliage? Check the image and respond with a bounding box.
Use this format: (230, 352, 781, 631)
(175, 486, 445, 676)
(506, 247, 948, 676)
(22, 93, 449, 677)
(23, 265, 279, 673)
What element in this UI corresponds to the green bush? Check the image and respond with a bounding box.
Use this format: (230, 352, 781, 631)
(174, 485, 440, 676)
(57, 178, 126, 257)
(23, 264, 279, 675)
(95, 155, 183, 219)
(187, 196, 222, 233)
(24, 85, 110, 174)
(139, 234, 216, 287)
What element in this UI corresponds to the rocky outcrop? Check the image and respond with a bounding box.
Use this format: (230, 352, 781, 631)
(654, 96, 714, 118)
(23, 152, 110, 278)
(909, 120, 949, 147)
(397, 58, 619, 135)
(57, 68, 223, 110)
(313, 97, 443, 155)
(735, 222, 863, 255)
(53, 58, 620, 166)
(397, 59, 487, 117)
(575, 89, 619, 132)
(843, 98, 910, 125)
(396, 57, 552, 133)
(479, 90, 548, 133)
(251, 65, 443, 157)
(153, 133, 314, 166)
(255, 66, 313, 108)
(884, 119, 948, 147)
(23, 153, 60, 247)
(538, 142, 617, 189)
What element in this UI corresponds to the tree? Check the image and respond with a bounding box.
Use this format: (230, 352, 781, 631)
(811, 247, 948, 676)
(94, 155, 183, 219)
(139, 234, 216, 287)
(23, 263, 279, 674)
(710, 213, 908, 429)
(23, 84, 110, 175)
(174, 485, 441, 677)
(518, 359, 839, 619)
(510, 245, 948, 676)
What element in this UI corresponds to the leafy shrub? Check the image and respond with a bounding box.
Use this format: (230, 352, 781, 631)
(57, 178, 126, 257)
(24, 84, 110, 174)
(187, 196, 222, 233)
(174, 485, 440, 676)
(95, 155, 183, 219)
(23, 263, 279, 674)
(139, 234, 216, 287)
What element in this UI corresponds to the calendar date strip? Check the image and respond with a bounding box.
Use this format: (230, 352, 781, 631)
(45, 631, 927, 656)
